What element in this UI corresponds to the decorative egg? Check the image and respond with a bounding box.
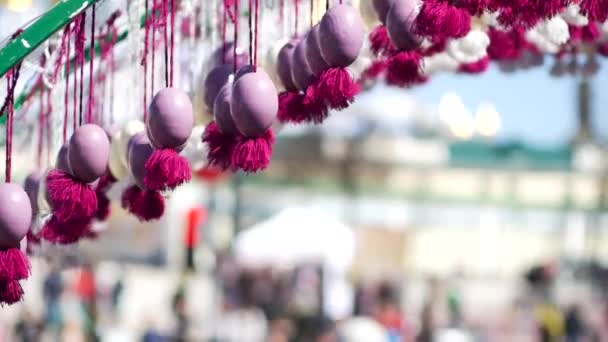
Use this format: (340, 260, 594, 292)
(117, 120, 146, 168)
(234, 65, 255, 83)
(319, 4, 365, 67)
(372, 0, 396, 23)
(0, 183, 32, 249)
(264, 38, 289, 88)
(386, 0, 421, 51)
(203, 64, 233, 111)
(68, 124, 111, 183)
(214, 82, 238, 135)
(210, 42, 249, 70)
(276, 39, 299, 91)
(147, 87, 194, 150)
(231, 70, 278, 137)
(23, 171, 41, 216)
(127, 132, 155, 189)
(305, 25, 330, 76)
(55, 143, 72, 175)
(291, 40, 316, 91)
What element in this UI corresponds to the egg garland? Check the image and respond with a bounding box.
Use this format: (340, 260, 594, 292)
(40, 124, 110, 245)
(276, 38, 310, 124)
(144, 88, 193, 192)
(120, 132, 165, 221)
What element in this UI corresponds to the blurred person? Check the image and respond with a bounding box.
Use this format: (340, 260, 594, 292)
(267, 318, 294, 342)
(565, 305, 585, 342)
(14, 311, 43, 342)
(43, 265, 64, 330)
(172, 286, 189, 341)
(535, 298, 564, 342)
(372, 281, 409, 342)
(75, 263, 99, 341)
(111, 272, 124, 315)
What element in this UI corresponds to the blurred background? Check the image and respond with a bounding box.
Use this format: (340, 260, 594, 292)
(3, 0, 608, 341)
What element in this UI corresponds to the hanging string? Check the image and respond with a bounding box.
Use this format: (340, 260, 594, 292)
(326, 0, 329, 11)
(169, 0, 175, 87)
(87, 4, 96, 124)
(45, 89, 52, 166)
(310, 0, 313, 28)
(294, 0, 299, 36)
(38, 91, 44, 168)
(248, 0, 253, 66)
(1, 60, 22, 183)
(72, 19, 79, 133)
(142, 0, 151, 121)
(77, 13, 86, 126)
(233, 0, 239, 73)
(63, 24, 71, 143)
(279, 0, 284, 28)
(151, 0, 158, 98)
(254, 0, 259, 71)
(221, 2, 227, 64)
(163, 0, 169, 88)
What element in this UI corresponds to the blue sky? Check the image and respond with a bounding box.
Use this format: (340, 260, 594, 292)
(412, 58, 608, 147)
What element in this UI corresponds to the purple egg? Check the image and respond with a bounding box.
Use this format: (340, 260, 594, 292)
(234, 65, 255, 83)
(147, 87, 194, 150)
(68, 124, 111, 183)
(318, 4, 365, 67)
(213, 83, 238, 135)
(373, 0, 396, 23)
(56, 143, 72, 175)
(231, 70, 278, 137)
(386, 0, 421, 51)
(23, 171, 41, 216)
(203, 64, 233, 111)
(305, 26, 330, 76)
(0, 183, 32, 249)
(291, 40, 316, 91)
(128, 132, 154, 189)
(211, 42, 249, 69)
(276, 39, 299, 91)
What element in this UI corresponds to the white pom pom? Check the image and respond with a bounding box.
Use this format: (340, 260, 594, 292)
(561, 4, 589, 26)
(526, 16, 569, 53)
(421, 53, 459, 75)
(446, 30, 490, 63)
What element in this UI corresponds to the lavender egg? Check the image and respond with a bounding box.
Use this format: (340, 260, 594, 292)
(386, 0, 421, 51)
(276, 39, 299, 91)
(0, 183, 32, 249)
(373, 0, 396, 23)
(231, 70, 278, 137)
(234, 65, 255, 83)
(211, 42, 249, 70)
(56, 143, 72, 175)
(23, 171, 41, 216)
(68, 124, 111, 183)
(128, 132, 155, 189)
(214, 83, 238, 135)
(203, 64, 233, 111)
(305, 25, 330, 76)
(318, 4, 365, 67)
(147, 87, 194, 150)
(291, 40, 316, 91)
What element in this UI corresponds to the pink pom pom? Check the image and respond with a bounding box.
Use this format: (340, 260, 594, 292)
(369, 25, 396, 56)
(415, 0, 471, 40)
(302, 86, 330, 124)
(494, 0, 567, 28)
(459, 57, 490, 74)
(458, 0, 487, 15)
(0, 280, 24, 305)
(578, 0, 608, 23)
(40, 216, 92, 244)
(386, 51, 424, 86)
(121, 185, 165, 221)
(310, 67, 360, 112)
(278, 91, 308, 124)
(231, 129, 275, 173)
(359, 60, 387, 82)
(144, 148, 192, 191)
(46, 170, 97, 222)
(487, 27, 526, 61)
(95, 173, 116, 221)
(202, 121, 237, 171)
(0, 247, 30, 281)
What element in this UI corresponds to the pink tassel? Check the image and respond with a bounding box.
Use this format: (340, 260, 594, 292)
(487, 27, 526, 61)
(0, 280, 24, 305)
(415, 0, 471, 40)
(231, 129, 275, 173)
(302, 86, 330, 124)
(40, 216, 92, 244)
(458, 0, 487, 15)
(277, 91, 308, 124)
(121, 185, 165, 221)
(202, 121, 237, 171)
(144, 148, 192, 191)
(386, 51, 424, 86)
(359, 60, 387, 82)
(46, 170, 97, 222)
(578, 0, 608, 23)
(495, 0, 568, 28)
(310, 67, 360, 112)
(459, 57, 490, 73)
(0, 247, 30, 281)
(95, 173, 116, 221)
(369, 25, 396, 56)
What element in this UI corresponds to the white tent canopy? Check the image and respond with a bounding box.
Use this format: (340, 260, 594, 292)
(233, 207, 356, 273)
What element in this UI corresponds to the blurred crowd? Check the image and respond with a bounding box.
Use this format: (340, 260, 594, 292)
(5, 257, 608, 342)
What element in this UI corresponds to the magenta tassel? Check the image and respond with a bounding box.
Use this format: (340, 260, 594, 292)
(369, 25, 396, 56)
(95, 173, 116, 221)
(46, 170, 97, 222)
(487, 27, 526, 61)
(311, 67, 360, 112)
(144, 148, 192, 191)
(302, 85, 330, 124)
(415, 0, 471, 40)
(231, 129, 275, 173)
(40, 216, 92, 244)
(121, 185, 165, 221)
(576, 0, 608, 23)
(459, 57, 490, 74)
(0, 280, 24, 305)
(26, 230, 40, 255)
(386, 51, 424, 86)
(277, 91, 308, 124)
(202, 121, 237, 171)
(359, 60, 387, 82)
(0, 247, 30, 281)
